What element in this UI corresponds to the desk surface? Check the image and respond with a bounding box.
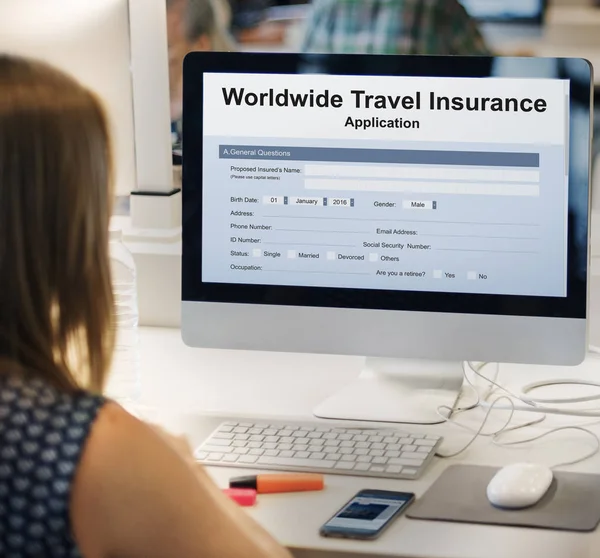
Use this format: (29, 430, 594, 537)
(133, 326, 600, 558)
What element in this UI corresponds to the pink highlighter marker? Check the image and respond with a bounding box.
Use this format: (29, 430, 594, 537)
(222, 487, 257, 507)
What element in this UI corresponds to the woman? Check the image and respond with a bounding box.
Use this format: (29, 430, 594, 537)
(0, 55, 292, 558)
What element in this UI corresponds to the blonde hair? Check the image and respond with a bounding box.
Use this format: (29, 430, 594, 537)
(0, 56, 115, 393)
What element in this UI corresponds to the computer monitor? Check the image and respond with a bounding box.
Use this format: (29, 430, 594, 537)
(459, 0, 547, 24)
(181, 53, 592, 425)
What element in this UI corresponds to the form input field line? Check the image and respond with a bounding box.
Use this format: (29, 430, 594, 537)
(304, 164, 540, 183)
(305, 178, 540, 196)
(264, 215, 541, 227)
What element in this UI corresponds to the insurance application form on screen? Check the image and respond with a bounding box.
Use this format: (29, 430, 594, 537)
(201, 72, 569, 298)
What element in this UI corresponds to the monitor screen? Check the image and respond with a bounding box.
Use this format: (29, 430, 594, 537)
(182, 54, 590, 324)
(459, 0, 546, 22)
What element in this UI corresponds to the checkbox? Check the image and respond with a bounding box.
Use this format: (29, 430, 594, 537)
(433, 269, 442, 279)
(287, 250, 296, 259)
(467, 271, 477, 280)
(327, 251, 336, 260)
(369, 253, 379, 262)
(252, 249, 261, 257)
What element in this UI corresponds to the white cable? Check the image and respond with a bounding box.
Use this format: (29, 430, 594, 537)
(588, 345, 600, 355)
(435, 362, 600, 467)
(493, 426, 600, 469)
(436, 396, 517, 458)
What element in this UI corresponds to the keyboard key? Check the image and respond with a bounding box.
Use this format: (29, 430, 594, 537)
(356, 456, 372, 463)
(307, 432, 322, 439)
(234, 447, 249, 455)
(279, 450, 295, 458)
(248, 428, 263, 435)
(308, 446, 323, 453)
(387, 444, 401, 451)
(195, 451, 208, 460)
(207, 453, 224, 461)
(295, 445, 309, 452)
(426, 435, 440, 440)
(369, 450, 384, 457)
(356, 442, 370, 449)
(417, 446, 430, 453)
(389, 458, 423, 467)
(220, 426, 235, 432)
(415, 439, 437, 447)
(339, 448, 354, 455)
(264, 449, 279, 457)
(322, 433, 338, 440)
(209, 438, 231, 447)
(385, 450, 400, 458)
(249, 435, 264, 442)
(292, 431, 307, 438)
(341, 454, 356, 462)
(238, 455, 258, 464)
(401, 452, 426, 461)
(335, 462, 355, 470)
(263, 429, 278, 436)
(201, 445, 233, 454)
(279, 430, 293, 437)
(238, 422, 253, 427)
(340, 441, 355, 448)
(309, 439, 325, 446)
(399, 438, 413, 445)
(278, 443, 292, 451)
(384, 437, 399, 444)
(233, 427, 248, 434)
(213, 433, 234, 440)
(403, 468, 419, 477)
(338, 434, 352, 441)
(354, 463, 371, 471)
(248, 442, 262, 449)
(371, 466, 386, 472)
(295, 451, 310, 458)
(386, 465, 403, 474)
(324, 440, 340, 447)
(263, 442, 277, 450)
(258, 456, 336, 469)
(222, 454, 239, 463)
(411, 434, 425, 439)
(371, 443, 385, 450)
(353, 435, 368, 442)
(372, 457, 388, 465)
(354, 448, 368, 456)
(310, 452, 326, 460)
(249, 449, 264, 456)
(403, 445, 418, 453)
(232, 441, 247, 448)
(368, 436, 383, 443)
(325, 453, 341, 461)
(280, 437, 294, 444)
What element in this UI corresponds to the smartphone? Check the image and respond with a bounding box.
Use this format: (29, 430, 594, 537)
(319, 489, 415, 540)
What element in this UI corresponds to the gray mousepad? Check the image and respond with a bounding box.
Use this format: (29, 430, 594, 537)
(407, 464, 600, 532)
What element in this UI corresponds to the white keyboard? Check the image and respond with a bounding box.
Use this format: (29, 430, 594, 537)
(194, 420, 442, 480)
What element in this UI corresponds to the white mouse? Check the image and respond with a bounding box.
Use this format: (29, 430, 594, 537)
(486, 462, 554, 509)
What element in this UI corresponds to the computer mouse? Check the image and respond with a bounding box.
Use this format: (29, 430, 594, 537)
(486, 462, 554, 509)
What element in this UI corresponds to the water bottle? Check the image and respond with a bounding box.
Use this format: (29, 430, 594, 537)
(106, 228, 141, 405)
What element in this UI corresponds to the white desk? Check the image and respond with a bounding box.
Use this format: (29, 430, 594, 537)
(133, 326, 600, 558)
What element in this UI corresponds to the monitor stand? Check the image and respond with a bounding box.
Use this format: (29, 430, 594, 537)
(313, 358, 464, 425)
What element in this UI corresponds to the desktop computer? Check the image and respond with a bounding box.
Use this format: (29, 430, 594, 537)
(181, 52, 592, 436)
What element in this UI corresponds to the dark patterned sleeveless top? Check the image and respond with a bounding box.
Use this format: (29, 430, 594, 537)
(0, 373, 105, 557)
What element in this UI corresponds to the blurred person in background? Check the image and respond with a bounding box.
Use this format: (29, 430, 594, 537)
(227, 0, 287, 44)
(167, 0, 235, 150)
(301, 0, 491, 56)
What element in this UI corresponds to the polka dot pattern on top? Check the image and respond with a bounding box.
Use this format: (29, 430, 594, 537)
(0, 373, 105, 557)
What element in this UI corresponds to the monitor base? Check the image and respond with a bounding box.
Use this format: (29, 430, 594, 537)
(313, 358, 464, 425)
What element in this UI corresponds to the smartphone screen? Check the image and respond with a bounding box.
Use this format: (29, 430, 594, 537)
(320, 489, 415, 540)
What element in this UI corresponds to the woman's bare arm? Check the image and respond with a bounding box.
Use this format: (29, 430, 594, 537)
(71, 402, 293, 558)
